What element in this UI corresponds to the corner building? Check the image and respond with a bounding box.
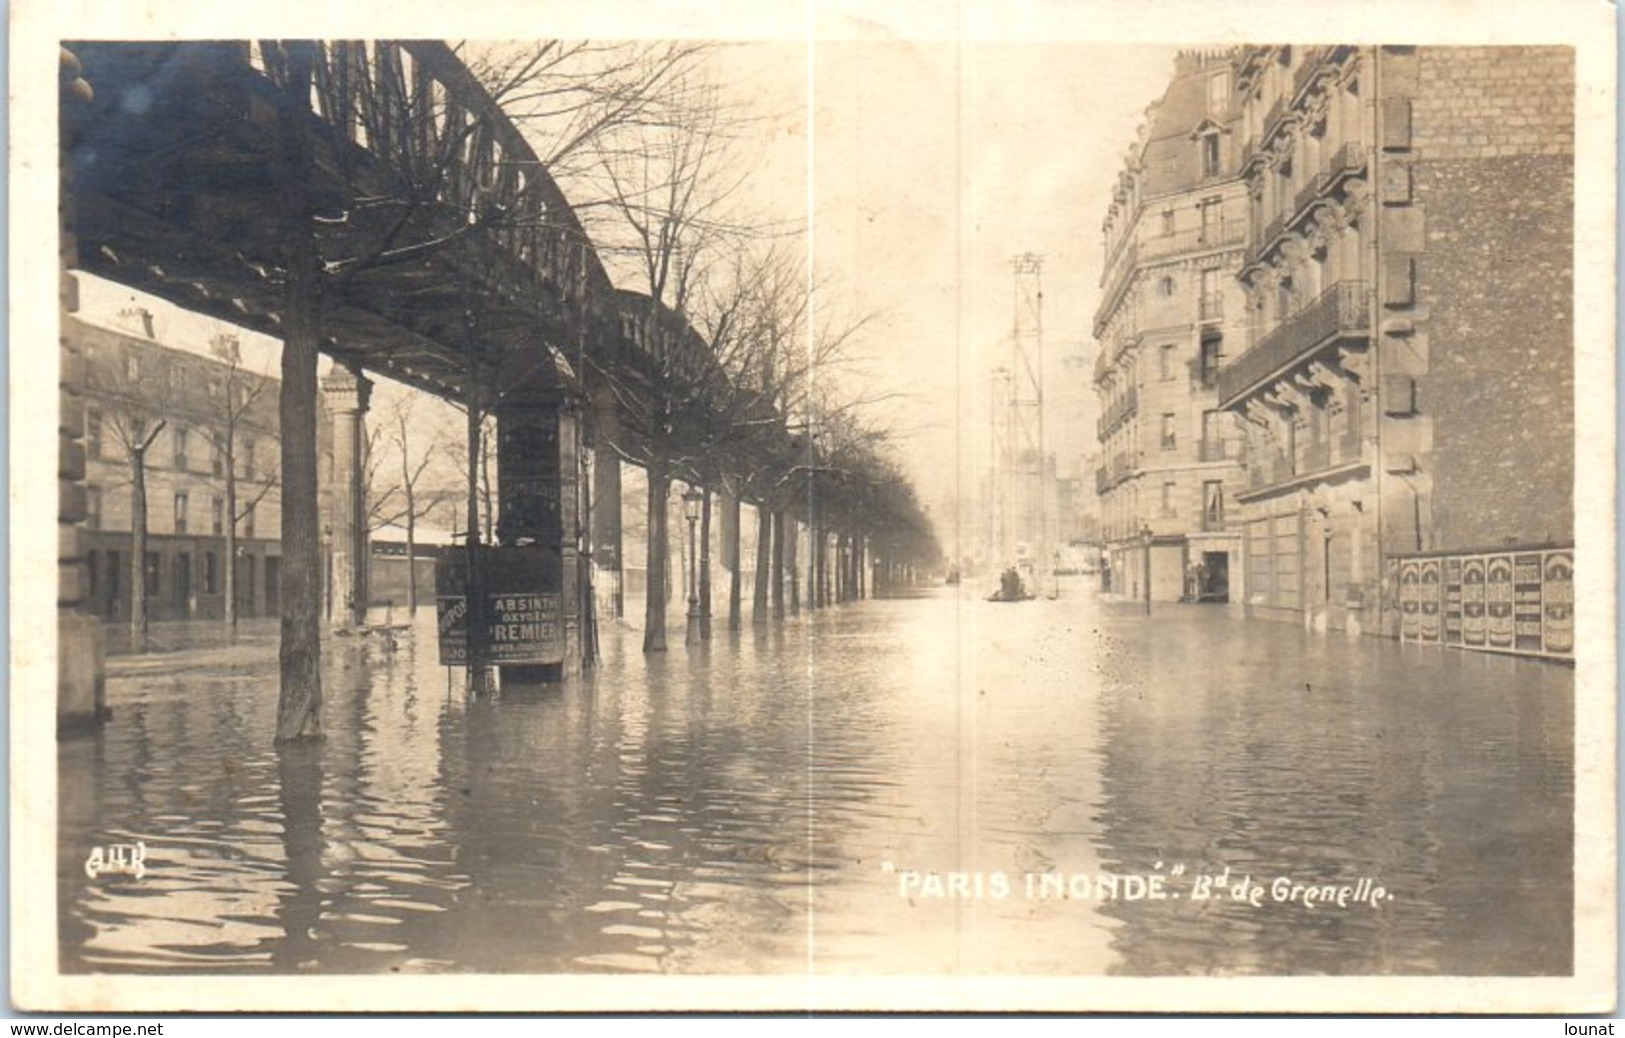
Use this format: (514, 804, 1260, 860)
(1219, 45, 1573, 648)
(1093, 50, 1250, 604)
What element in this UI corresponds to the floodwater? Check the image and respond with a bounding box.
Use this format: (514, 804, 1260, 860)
(59, 580, 1573, 977)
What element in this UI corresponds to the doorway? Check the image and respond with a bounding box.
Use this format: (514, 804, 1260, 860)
(1199, 551, 1230, 603)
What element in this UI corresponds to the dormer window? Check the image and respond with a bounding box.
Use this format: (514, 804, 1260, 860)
(1202, 133, 1222, 178)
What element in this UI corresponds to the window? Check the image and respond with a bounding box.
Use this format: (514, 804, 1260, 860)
(211, 437, 224, 476)
(204, 552, 219, 595)
(243, 438, 256, 479)
(1199, 335, 1223, 389)
(1161, 481, 1178, 517)
(1157, 276, 1176, 299)
(1199, 268, 1223, 321)
(125, 350, 141, 383)
(1204, 481, 1226, 529)
(1201, 133, 1222, 178)
(174, 491, 189, 536)
(144, 552, 161, 596)
(212, 496, 225, 536)
(88, 551, 100, 597)
(1208, 69, 1231, 113)
(207, 377, 222, 399)
(86, 485, 102, 530)
(1198, 198, 1221, 242)
(1160, 209, 1175, 236)
(1159, 344, 1177, 381)
(173, 425, 189, 470)
(1161, 413, 1178, 451)
(244, 502, 256, 539)
(86, 409, 103, 459)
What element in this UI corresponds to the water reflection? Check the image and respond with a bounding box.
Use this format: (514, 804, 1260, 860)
(60, 587, 1573, 976)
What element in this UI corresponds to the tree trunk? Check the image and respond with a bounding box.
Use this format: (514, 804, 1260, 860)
(274, 42, 324, 744)
(752, 502, 771, 625)
(698, 489, 712, 640)
(725, 493, 742, 631)
(643, 467, 670, 651)
(405, 503, 417, 614)
(770, 510, 786, 620)
(129, 448, 149, 644)
(785, 519, 799, 614)
(464, 379, 490, 693)
(401, 430, 417, 615)
(806, 517, 818, 612)
(224, 435, 238, 626)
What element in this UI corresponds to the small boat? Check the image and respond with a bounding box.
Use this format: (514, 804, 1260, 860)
(986, 567, 1033, 603)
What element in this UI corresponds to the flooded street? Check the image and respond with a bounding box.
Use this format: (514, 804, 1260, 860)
(59, 582, 1573, 977)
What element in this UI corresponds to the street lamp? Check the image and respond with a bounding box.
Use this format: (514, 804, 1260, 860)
(683, 487, 703, 645)
(1140, 522, 1154, 617)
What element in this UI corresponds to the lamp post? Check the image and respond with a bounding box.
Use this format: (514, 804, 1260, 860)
(683, 487, 703, 645)
(1141, 523, 1154, 617)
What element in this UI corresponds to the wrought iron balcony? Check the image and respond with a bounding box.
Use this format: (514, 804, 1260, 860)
(1097, 386, 1139, 439)
(1217, 280, 1372, 407)
(1252, 209, 1287, 263)
(1140, 221, 1246, 263)
(1293, 47, 1329, 98)
(1262, 95, 1289, 142)
(1293, 172, 1329, 224)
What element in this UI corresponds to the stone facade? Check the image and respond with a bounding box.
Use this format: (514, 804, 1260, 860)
(1208, 44, 1573, 641)
(1093, 49, 1250, 605)
(71, 314, 297, 624)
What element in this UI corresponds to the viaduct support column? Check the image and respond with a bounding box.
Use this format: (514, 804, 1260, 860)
(59, 47, 105, 732)
(322, 364, 371, 630)
(493, 395, 581, 681)
(589, 387, 624, 619)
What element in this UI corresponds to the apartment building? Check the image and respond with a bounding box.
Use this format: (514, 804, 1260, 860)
(1093, 49, 1250, 604)
(1217, 45, 1573, 652)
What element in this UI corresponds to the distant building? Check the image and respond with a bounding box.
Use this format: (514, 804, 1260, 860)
(1218, 45, 1573, 651)
(1092, 49, 1250, 604)
(73, 312, 295, 622)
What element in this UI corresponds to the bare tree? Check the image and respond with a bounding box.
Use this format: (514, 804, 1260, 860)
(365, 395, 447, 614)
(203, 331, 277, 628)
(255, 39, 712, 736)
(84, 323, 174, 646)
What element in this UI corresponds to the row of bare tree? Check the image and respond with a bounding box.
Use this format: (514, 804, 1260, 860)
(165, 40, 939, 743)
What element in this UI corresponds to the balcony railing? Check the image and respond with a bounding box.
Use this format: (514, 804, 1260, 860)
(1110, 451, 1135, 482)
(1293, 172, 1329, 224)
(1199, 293, 1224, 323)
(1097, 385, 1139, 439)
(1139, 221, 1246, 263)
(1262, 95, 1288, 142)
(1217, 280, 1372, 407)
(1253, 210, 1287, 262)
(1293, 47, 1329, 98)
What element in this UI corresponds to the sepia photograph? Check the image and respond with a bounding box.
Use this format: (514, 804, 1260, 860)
(10, 0, 1617, 1015)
